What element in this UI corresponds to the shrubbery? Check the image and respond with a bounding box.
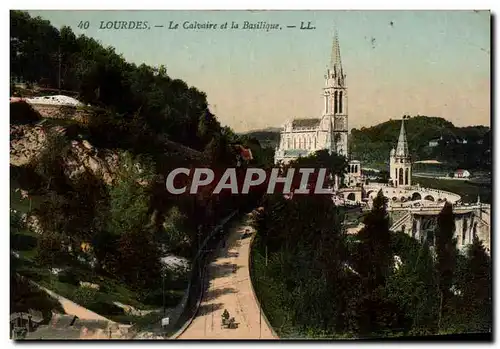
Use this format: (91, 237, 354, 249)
(10, 101, 41, 125)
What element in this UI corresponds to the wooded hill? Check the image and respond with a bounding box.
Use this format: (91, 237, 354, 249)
(10, 10, 273, 325)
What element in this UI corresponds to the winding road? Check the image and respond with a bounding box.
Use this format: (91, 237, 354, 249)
(177, 214, 277, 340)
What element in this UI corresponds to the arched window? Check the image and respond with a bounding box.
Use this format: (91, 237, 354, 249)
(314, 137, 317, 149)
(405, 168, 409, 185)
(427, 231, 435, 246)
(339, 91, 343, 114)
(399, 168, 404, 185)
(293, 138, 296, 149)
(334, 91, 338, 114)
(463, 219, 468, 245)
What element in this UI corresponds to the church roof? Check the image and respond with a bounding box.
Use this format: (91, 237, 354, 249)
(331, 28, 344, 78)
(395, 119, 410, 157)
(284, 149, 310, 157)
(292, 118, 321, 128)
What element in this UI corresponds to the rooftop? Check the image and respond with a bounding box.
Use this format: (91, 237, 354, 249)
(292, 118, 321, 128)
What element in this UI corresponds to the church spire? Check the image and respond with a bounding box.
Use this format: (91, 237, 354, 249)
(395, 117, 409, 158)
(330, 28, 343, 78)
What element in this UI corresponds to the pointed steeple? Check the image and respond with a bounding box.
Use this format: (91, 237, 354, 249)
(395, 117, 409, 158)
(330, 28, 344, 80)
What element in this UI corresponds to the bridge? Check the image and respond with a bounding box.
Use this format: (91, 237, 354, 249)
(364, 183, 462, 204)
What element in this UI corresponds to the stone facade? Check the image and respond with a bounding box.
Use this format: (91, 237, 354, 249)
(390, 118, 412, 187)
(274, 31, 349, 164)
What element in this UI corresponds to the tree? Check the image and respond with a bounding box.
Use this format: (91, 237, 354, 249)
(107, 152, 153, 236)
(354, 190, 397, 336)
(434, 202, 457, 330)
(460, 236, 492, 332)
(357, 190, 391, 288)
(114, 229, 162, 291)
(33, 130, 70, 191)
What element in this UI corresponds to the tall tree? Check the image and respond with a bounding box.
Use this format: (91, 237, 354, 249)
(434, 202, 457, 331)
(460, 236, 492, 332)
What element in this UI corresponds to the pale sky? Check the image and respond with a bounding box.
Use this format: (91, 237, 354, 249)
(27, 10, 491, 132)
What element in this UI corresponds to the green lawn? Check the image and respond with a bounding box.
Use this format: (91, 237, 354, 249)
(412, 176, 491, 204)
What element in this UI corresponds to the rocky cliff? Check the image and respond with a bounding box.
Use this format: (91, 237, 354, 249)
(10, 124, 119, 184)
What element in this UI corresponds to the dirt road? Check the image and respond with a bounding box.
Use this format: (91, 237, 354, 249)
(177, 216, 277, 340)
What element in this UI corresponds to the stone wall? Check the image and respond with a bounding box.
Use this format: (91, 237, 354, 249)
(30, 103, 92, 124)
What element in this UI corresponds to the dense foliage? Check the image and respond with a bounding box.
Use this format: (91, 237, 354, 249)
(10, 10, 273, 319)
(250, 153, 491, 338)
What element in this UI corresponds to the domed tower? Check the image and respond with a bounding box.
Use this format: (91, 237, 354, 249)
(390, 118, 412, 187)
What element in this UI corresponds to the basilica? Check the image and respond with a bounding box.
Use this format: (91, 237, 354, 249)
(274, 30, 349, 164)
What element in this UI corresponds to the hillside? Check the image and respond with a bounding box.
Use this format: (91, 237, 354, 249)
(350, 116, 490, 170)
(9, 10, 271, 331)
(245, 116, 491, 170)
(239, 127, 281, 149)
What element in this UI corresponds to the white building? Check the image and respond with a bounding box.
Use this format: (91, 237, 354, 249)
(274, 30, 349, 165)
(390, 118, 412, 187)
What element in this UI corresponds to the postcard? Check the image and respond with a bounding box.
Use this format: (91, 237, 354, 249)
(10, 10, 491, 341)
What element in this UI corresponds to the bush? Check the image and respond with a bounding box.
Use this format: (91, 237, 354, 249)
(58, 269, 79, 285)
(72, 285, 98, 305)
(139, 288, 182, 308)
(87, 301, 124, 316)
(11, 165, 44, 192)
(11, 233, 38, 251)
(17, 268, 45, 282)
(10, 101, 41, 125)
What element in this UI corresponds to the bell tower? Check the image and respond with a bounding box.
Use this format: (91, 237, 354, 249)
(390, 117, 412, 187)
(323, 29, 348, 157)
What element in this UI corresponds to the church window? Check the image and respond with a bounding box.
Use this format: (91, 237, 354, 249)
(462, 220, 468, 245)
(399, 168, 403, 185)
(334, 91, 338, 114)
(339, 91, 343, 113)
(405, 168, 409, 185)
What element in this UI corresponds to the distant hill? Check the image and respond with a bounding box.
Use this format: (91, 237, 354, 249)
(245, 116, 491, 170)
(350, 116, 490, 170)
(241, 127, 281, 148)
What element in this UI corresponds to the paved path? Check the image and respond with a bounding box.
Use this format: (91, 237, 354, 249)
(178, 216, 277, 340)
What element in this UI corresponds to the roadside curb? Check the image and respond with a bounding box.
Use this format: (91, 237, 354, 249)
(247, 219, 279, 339)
